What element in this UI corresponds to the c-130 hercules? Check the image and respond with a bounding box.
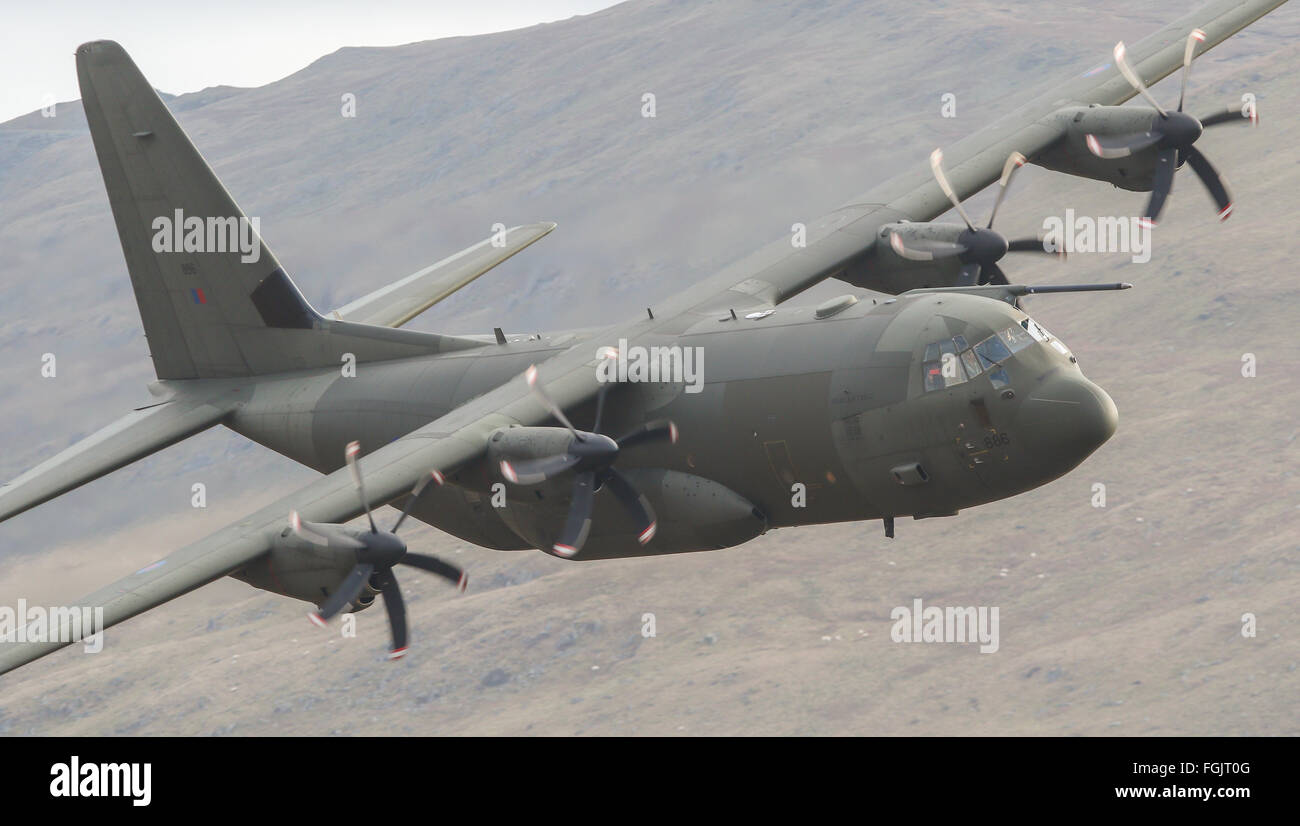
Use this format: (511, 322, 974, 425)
(0, 0, 1281, 673)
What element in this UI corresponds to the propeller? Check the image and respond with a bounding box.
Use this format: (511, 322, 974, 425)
(501, 363, 678, 557)
(890, 149, 1062, 286)
(1087, 31, 1257, 226)
(293, 441, 466, 660)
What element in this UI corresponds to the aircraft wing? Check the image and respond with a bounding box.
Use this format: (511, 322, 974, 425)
(0, 397, 231, 524)
(0, 342, 607, 677)
(329, 223, 556, 328)
(650, 0, 1286, 319)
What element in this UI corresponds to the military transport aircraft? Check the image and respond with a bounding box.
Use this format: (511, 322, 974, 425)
(0, 0, 1283, 673)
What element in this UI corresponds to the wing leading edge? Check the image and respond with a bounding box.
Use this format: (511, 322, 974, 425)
(0, 344, 608, 677)
(329, 223, 557, 328)
(652, 0, 1288, 319)
(0, 397, 231, 525)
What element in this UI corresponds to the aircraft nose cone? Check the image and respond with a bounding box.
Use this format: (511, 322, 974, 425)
(1016, 374, 1117, 475)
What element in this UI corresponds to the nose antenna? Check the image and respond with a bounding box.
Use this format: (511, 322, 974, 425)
(901, 281, 1131, 309)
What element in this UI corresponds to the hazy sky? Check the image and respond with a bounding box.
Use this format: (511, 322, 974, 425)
(2, 0, 622, 122)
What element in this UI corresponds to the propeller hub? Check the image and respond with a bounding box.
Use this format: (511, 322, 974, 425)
(1158, 111, 1203, 147)
(570, 431, 620, 469)
(357, 531, 407, 568)
(959, 227, 1009, 264)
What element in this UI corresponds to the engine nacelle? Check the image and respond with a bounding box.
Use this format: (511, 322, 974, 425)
(486, 425, 575, 468)
(229, 527, 375, 612)
(844, 222, 1006, 294)
(1034, 105, 1162, 191)
(494, 468, 768, 559)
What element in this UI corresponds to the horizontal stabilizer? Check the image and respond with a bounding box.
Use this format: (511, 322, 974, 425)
(330, 223, 556, 328)
(0, 397, 231, 524)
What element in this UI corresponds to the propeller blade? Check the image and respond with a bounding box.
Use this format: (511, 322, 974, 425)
(1085, 130, 1162, 159)
(957, 262, 982, 287)
(291, 511, 365, 549)
(391, 470, 444, 534)
(616, 419, 678, 450)
(1006, 238, 1064, 258)
(889, 232, 966, 262)
(372, 568, 407, 659)
(525, 364, 580, 440)
(986, 151, 1026, 228)
(592, 381, 611, 434)
(1113, 41, 1168, 117)
(601, 467, 658, 545)
(500, 452, 582, 485)
(552, 471, 596, 557)
(1200, 102, 1258, 128)
(401, 553, 468, 592)
(1178, 28, 1205, 112)
(309, 562, 375, 625)
(929, 149, 976, 231)
(345, 441, 377, 533)
(1183, 146, 1233, 220)
(1142, 147, 1178, 227)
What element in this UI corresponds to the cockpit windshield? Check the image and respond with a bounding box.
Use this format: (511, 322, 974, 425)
(1022, 317, 1072, 356)
(920, 317, 1067, 393)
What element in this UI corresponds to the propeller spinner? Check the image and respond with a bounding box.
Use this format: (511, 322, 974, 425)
(500, 363, 677, 558)
(292, 441, 465, 660)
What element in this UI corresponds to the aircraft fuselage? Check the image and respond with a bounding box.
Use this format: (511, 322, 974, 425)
(225, 290, 1115, 560)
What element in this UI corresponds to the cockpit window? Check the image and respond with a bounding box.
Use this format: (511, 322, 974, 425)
(1022, 317, 1071, 356)
(921, 335, 971, 392)
(923, 319, 1070, 394)
(923, 361, 945, 392)
(1023, 318, 1051, 343)
(997, 325, 1033, 353)
(974, 334, 1011, 369)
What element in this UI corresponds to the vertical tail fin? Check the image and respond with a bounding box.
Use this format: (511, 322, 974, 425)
(77, 41, 478, 378)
